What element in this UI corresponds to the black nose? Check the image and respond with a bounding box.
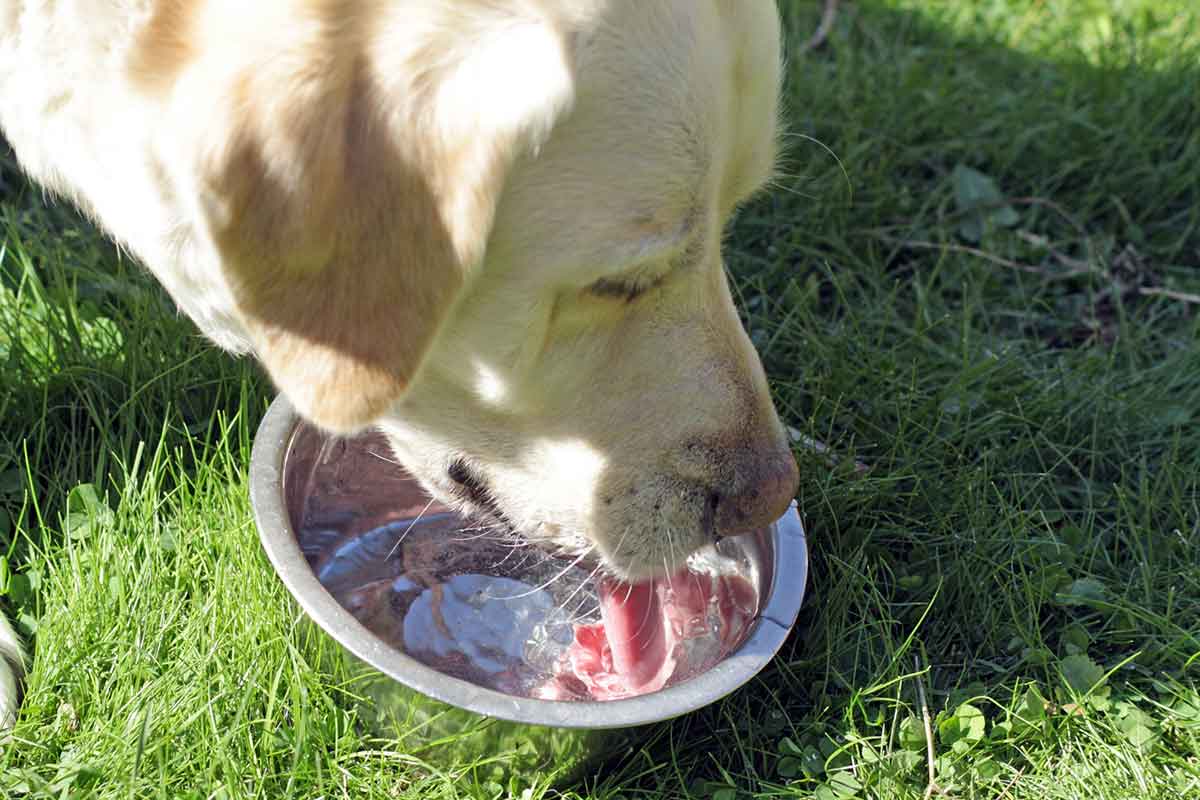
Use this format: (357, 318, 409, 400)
(713, 450, 799, 536)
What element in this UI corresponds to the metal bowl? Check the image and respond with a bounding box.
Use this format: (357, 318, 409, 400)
(249, 396, 807, 781)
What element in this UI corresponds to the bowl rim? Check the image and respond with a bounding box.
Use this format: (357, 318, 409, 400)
(250, 396, 808, 730)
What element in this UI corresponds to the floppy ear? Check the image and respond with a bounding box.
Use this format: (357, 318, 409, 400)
(170, 7, 574, 432)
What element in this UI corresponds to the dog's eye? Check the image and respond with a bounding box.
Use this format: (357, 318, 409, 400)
(586, 273, 666, 303)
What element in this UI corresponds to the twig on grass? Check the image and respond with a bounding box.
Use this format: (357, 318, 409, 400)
(870, 193, 1102, 277)
(1014, 230, 1094, 277)
(873, 224, 1200, 316)
(798, 0, 840, 54)
(1138, 286, 1200, 305)
(914, 655, 947, 799)
(996, 768, 1025, 800)
(870, 234, 1045, 275)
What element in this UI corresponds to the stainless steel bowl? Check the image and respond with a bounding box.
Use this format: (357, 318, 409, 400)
(249, 396, 807, 781)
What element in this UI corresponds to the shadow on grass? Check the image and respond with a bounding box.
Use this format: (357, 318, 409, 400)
(0, 147, 272, 626)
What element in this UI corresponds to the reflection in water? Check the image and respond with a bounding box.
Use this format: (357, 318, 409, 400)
(285, 423, 761, 701)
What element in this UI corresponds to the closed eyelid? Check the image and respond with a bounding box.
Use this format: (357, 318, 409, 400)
(587, 271, 667, 302)
(584, 233, 706, 302)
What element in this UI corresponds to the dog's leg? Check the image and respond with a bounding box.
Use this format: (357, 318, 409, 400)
(0, 612, 23, 731)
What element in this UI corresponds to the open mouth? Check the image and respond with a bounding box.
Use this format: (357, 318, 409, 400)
(286, 422, 766, 702)
(436, 459, 751, 694)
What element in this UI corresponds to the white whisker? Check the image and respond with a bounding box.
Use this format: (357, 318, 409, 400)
(487, 546, 595, 600)
(550, 556, 606, 625)
(365, 449, 403, 466)
(385, 497, 436, 560)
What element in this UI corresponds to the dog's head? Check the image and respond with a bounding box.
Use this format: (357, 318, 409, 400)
(164, 0, 796, 581)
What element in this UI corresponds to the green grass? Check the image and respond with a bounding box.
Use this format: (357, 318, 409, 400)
(2, 0, 1199, 797)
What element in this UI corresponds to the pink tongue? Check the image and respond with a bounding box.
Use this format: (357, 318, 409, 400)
(597, 578, 669, 690)
(532, 569, 756, 701)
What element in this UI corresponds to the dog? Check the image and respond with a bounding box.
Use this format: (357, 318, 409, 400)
(0, 0, 797, 728)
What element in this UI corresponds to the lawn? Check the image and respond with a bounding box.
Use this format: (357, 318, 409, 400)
(2, 0, 1199, 797)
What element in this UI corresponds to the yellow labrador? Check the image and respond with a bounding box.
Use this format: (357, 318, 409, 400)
(0, 0, 797, 726)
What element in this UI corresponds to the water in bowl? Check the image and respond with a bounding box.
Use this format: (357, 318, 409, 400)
(287, 425, 761, 701)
